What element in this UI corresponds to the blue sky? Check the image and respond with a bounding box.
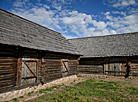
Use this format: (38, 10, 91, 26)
(0, 0, 138, 39)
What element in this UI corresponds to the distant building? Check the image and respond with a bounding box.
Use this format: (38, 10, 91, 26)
(69, 32, 138, 77)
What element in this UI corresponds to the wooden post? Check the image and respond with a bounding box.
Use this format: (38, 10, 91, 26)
(17, 58, 22, 86)
(60, 59, 62, 77)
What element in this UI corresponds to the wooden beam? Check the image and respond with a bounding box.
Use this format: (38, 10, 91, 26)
(60, 59, 62, 77)
(25, 60, 38, 62)
(17, 58, 22, 86)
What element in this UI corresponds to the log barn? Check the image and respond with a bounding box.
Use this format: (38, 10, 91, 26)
(0, 9, 82, 93)
(69, 32, 138, 77)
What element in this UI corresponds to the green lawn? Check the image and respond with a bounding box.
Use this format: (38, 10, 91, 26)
(28, 78, 138, 102)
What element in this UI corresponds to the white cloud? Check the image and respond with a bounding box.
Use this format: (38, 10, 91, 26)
(112, 11, 126, 16)
(11, 0, 138, 39)
(13, 0, 25, 7)
(43, 4, 50, 9)
(54, 6, 62, 11)
(92, 21, 107, 31)
(111, 0, 137, 8)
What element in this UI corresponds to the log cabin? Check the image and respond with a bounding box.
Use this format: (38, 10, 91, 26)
(0, 9, 82, 93)
(68, 32, 138, 77)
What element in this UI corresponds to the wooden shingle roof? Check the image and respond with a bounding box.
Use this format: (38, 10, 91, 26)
(68, 32, 138, 58)
(0, 9, 81, 55)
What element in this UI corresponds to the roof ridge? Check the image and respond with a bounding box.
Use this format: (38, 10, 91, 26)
(68, 32, 138, 40)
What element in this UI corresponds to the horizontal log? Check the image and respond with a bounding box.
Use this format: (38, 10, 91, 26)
(78, 68, 103, 69)
(105, 71, 126, 73)
(0, 57, 16, 59)
(22, 76, 36, 79)
(44, 75, 61, 81)
(131, 73, 138, 75)
(0, 59, 17, 63)
(42, 65, 61, 68)
(42, 66, 61, 69)
(78, 66, 103, 68)
(0, 84, 14, 91)
(0, 66, 15, 70)
(0, 81, 16, 87)
(79, 71, 103, 73)
(44, 70, 61, 74)
(43, 61, 61, 63)
(0, 62, 16, 65)
(68, 73, 76, 75)
(42, 63, 61, 65)
(43, 72, 61, 77)
(42, 69, 61, 72)
(0, 75, 16, 81)
(0, 71, 17, 75)
(24, 60, 37, 62)
(0, 52, 17, 56)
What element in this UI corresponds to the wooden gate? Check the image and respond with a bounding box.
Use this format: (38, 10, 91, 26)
(104, 58, 126, 76)
(21, 57, 38, 86)
(62, 59, 69, 77)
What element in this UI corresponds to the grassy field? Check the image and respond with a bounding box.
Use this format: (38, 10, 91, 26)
(27, 78, 138, 102)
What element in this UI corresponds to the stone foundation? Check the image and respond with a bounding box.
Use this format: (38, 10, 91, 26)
(77, 73, 138, 80)
(0, 75, 77, 102)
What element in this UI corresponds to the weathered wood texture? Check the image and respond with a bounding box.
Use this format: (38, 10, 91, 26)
(104, 63, 126, 76)
(79, 58, 104, 65)
(0, 57, 17, 92)
(21, 58, 37, 86)
(104, 58, 127, 76)
(130, 58, 138, 77)
(68, 60, 78, 75)
(77, 65, 103, 74)
(41, 59, 62, 82)
(43, 53, 78, 60)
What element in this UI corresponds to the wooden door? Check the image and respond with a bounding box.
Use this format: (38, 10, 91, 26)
(62, 59, 69, 77)
(21, 57, 38, 86)
(109, 63, 121, 76)
(104, 58, 126, 76)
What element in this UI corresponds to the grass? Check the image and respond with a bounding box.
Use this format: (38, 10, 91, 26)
(28, 78, 138, 102)
(12, 98, 17, 101)
(19, 96, 24, 98)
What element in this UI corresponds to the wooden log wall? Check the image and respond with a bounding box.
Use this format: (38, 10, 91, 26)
(41, 59, 62, 82)
(0, 57, 17, 92)
(130, 57, 138, 77)
(77, 65, 103, 74)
